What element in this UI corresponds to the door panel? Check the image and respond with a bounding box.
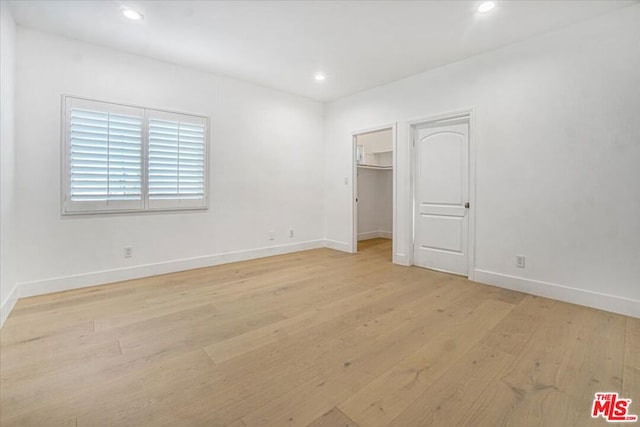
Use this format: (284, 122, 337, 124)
(416, 215, 463, 253)
(418, 132, 464, 205)
(414, 122, 469, 275)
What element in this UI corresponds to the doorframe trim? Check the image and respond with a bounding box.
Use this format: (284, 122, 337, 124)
(407, 108, 476, 279)
(350, 123, 397, 254)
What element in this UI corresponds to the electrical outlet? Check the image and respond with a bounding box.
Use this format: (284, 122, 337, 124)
(289, 229, 294, 238)
(516, 255, 525, 268)
(124, 247, 133, 258)
(268, 230, 275, 241)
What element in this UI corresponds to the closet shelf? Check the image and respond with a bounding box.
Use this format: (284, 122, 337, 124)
(371, 149, 393, 154)
(357, 164, 392, 170)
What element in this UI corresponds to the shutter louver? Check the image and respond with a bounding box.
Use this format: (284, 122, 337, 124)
(69, 108, 142, 202)
(148, 118, 205, 201)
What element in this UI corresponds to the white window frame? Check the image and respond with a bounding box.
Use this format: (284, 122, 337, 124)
(61, 95, 209, 215)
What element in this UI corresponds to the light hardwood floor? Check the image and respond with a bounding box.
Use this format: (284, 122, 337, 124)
(0, 239, 637, 426)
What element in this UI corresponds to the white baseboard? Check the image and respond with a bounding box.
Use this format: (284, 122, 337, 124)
(378, 231, 392, 239)
(358, 230, 392, 241)
(324, 239, 351, 253)
(474, 269, 639, 318)
(16, 240, 325, 300)
(0, 284, 19, 328)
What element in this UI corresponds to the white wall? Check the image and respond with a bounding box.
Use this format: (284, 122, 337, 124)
(325, 6, 640, 317)
(357, 168, 392, 240)
(1, 3, 18, 326)
(13, 28, 325, 297)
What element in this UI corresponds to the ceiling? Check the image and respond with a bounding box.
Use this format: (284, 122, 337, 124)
(8, 0, 637, 101)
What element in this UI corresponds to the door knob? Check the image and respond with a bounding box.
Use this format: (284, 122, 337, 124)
(464, 202, 470, 208)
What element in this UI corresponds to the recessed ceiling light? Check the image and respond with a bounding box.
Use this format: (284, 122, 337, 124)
(122, 8, 144, 21)
(477, 1, 496, 13)
(314, 73, 326, 82)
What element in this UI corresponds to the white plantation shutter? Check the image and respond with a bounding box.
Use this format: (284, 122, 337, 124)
(64, 98, 144, 213)
(148, 112, 206, 209)
(69, 109, 142, 200)
(62, 96, 208, 214)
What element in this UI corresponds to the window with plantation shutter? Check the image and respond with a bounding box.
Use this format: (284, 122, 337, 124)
(62, 96, 208, 214)
(148, 112, 207, 209)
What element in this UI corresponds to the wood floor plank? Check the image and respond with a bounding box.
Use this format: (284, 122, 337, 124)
(203, 274, 443, 364)
(623, 317, 640, 419)
(8, 260, 323, 338)
(1, 338, 122, 385)
(307, 407, 360, 427)
(240, 291, 512, 426)
(479, 294, 557, 356)
(2, 349, 215, 426)
(459, 302, 588, 427)
(387, 344, 514, 427)
(141, 275, 467, 426)
(0, 238, 635, 427)
(75, 351, 218, 427)
(565, 309, 628, 427)
(460, 303, 628, 427)
(338, 298, 514, 427)
(0, 307, 287, 419)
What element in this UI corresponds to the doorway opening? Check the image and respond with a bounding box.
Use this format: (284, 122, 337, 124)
(352, 125, 395, 258)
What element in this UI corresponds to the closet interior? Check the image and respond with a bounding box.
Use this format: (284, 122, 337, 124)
(355, 128, 393, 254)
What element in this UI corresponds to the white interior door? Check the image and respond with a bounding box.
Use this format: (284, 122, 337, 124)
(414, 121, 469, 275)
